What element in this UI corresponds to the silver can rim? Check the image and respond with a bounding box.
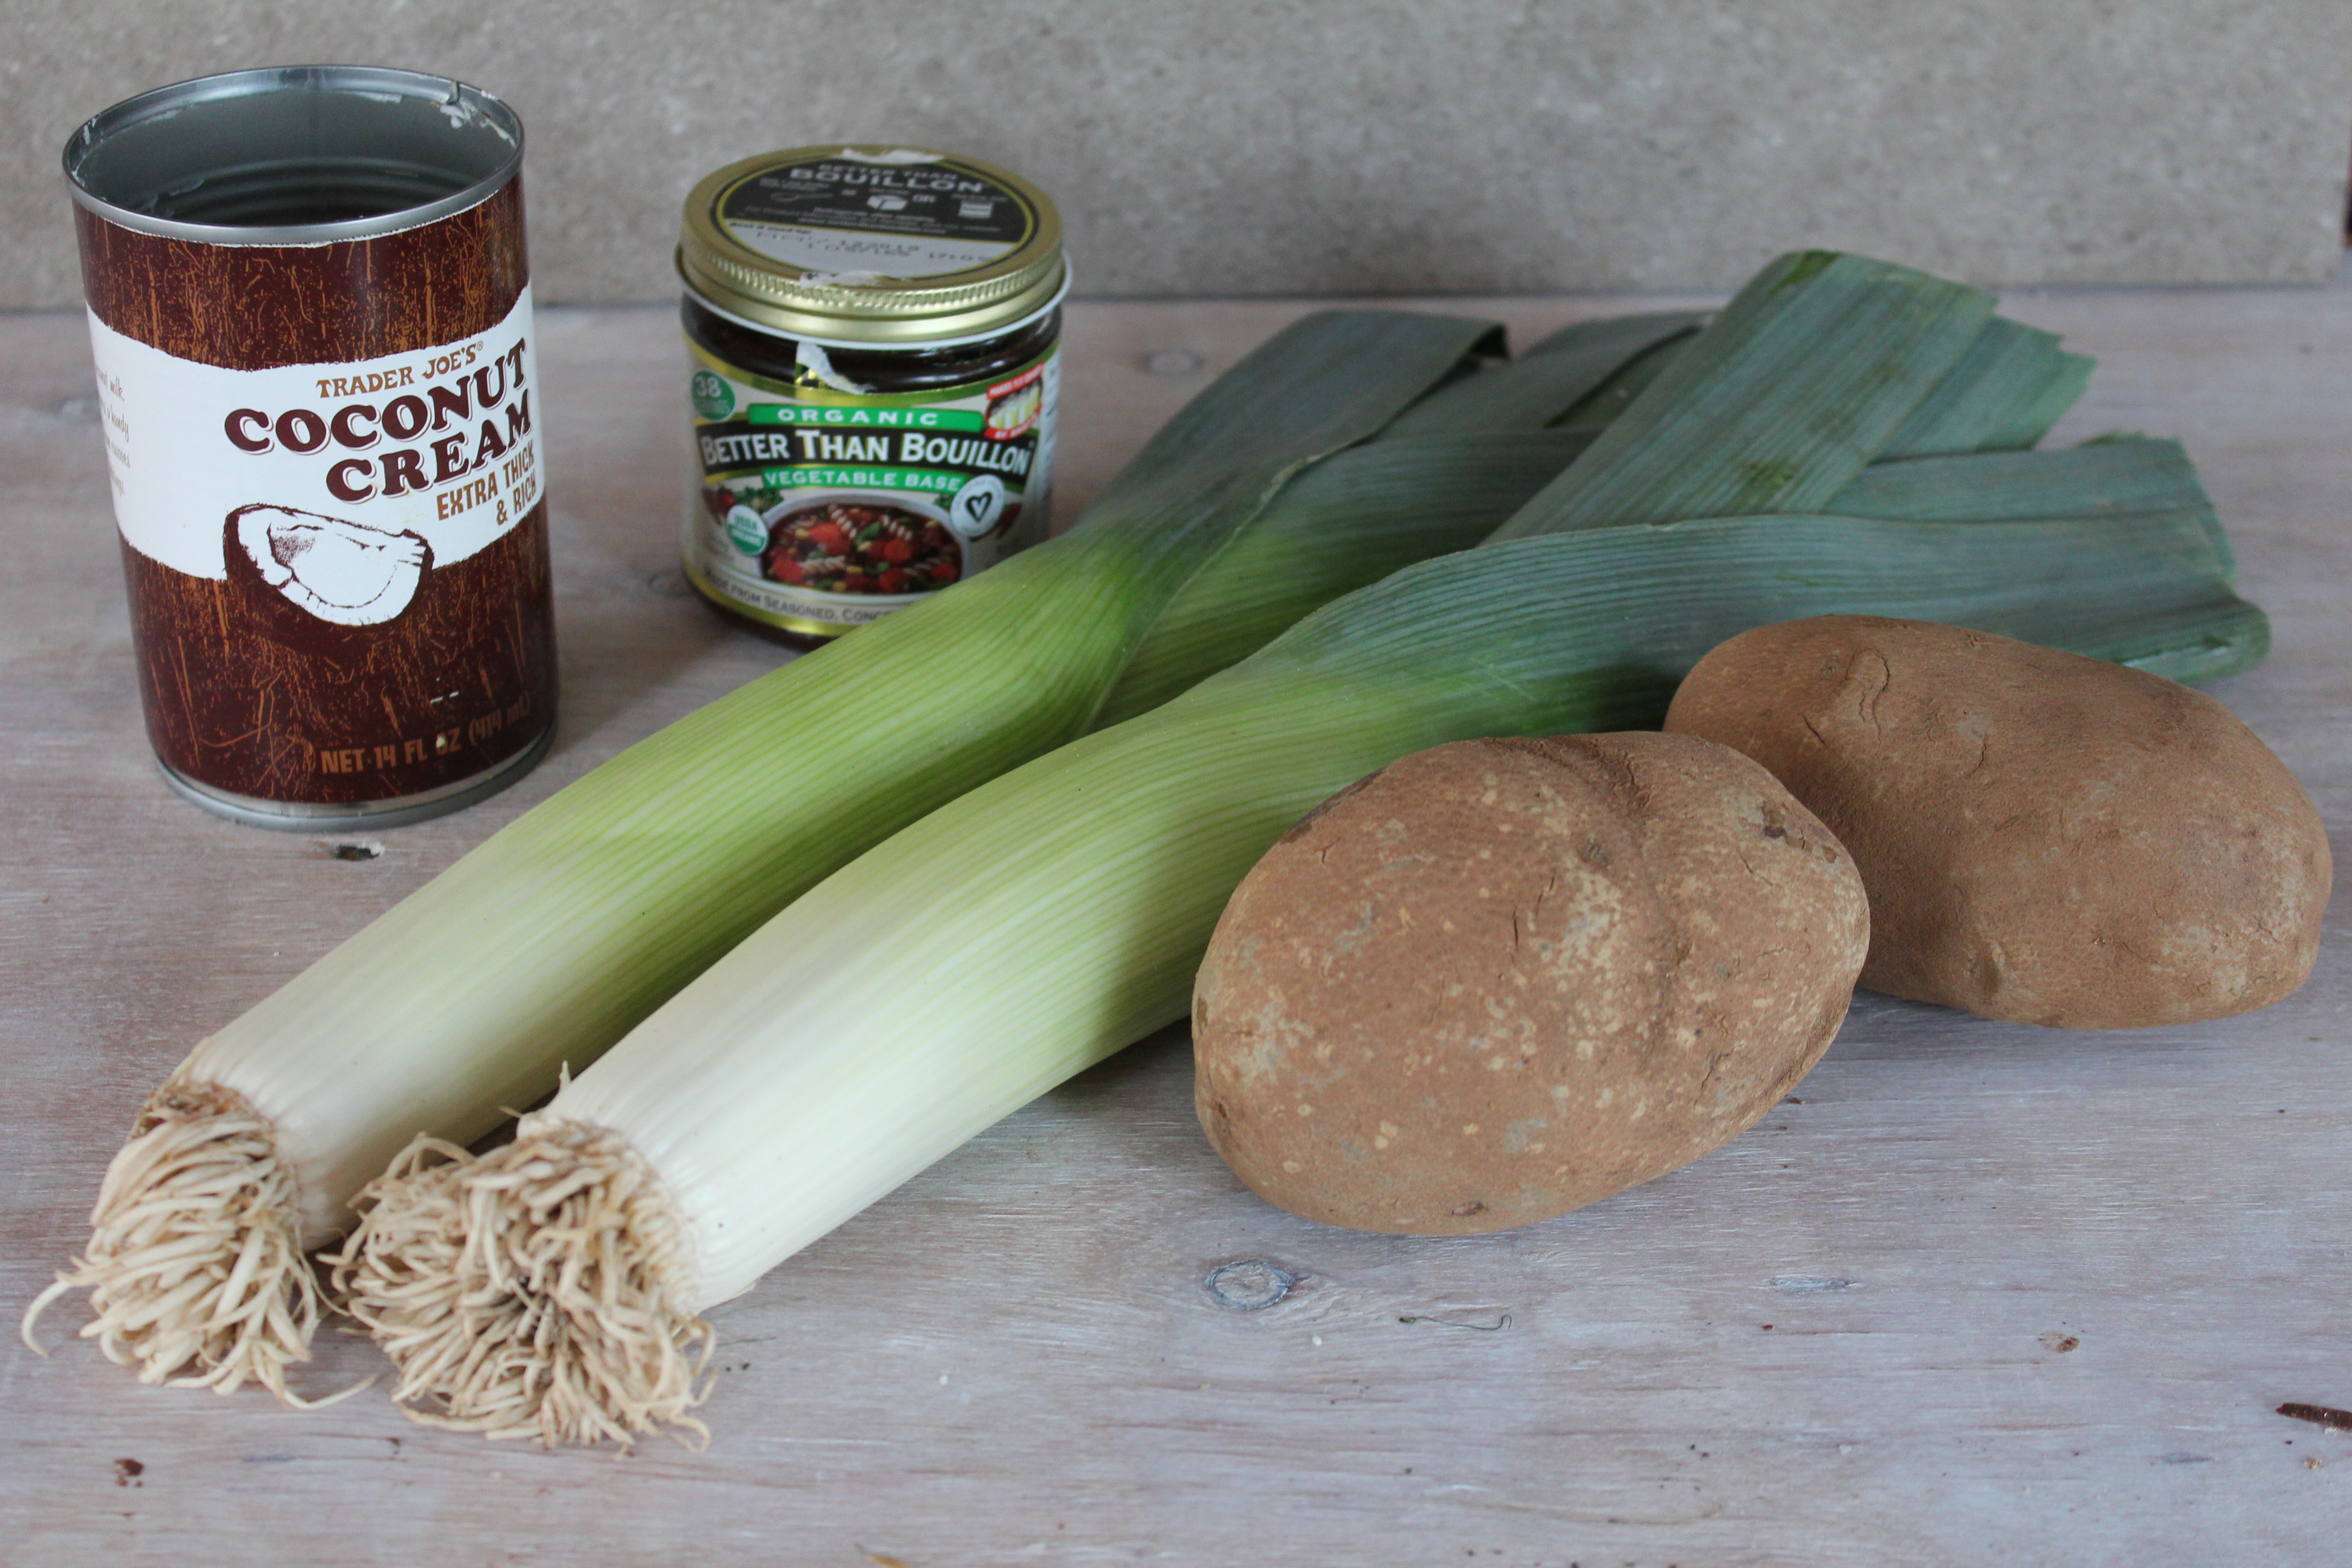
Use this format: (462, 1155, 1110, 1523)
(64, 64, 525, 247)
(157, 721, 556, 831)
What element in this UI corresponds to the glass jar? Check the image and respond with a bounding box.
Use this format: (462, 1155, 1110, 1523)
(676, 146, 1067, 647)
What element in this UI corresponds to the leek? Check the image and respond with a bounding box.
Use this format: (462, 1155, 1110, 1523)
(1835, 437, 2209, 521)
(1091, 313, 1709, 724)
(1096, 431, 1593, 725)
(336, 248, 2220, 1448)
(1487, 251, 1997, 538)
(338, 505, 2262, 1446)
(1830, 437, 2237, 578)
(1550, 321, 1700, 431)
(1098, 432, 2207, 731)
(1546, 309, 2091, 456)
(25, 308, 1541, 1401)
(1380, 311, 1705, 438)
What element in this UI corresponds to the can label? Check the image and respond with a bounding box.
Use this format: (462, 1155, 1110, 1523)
(93, 286, 542, 608)
(76, 180, 554, 812)
(682, 338, 1057, 633)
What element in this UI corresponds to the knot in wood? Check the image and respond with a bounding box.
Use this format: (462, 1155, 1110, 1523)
(1203, 1259, 1295, 1311)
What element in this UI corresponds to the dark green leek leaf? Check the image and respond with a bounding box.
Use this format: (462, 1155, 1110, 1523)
(1833, 437, 2205, 521)
(1249, 510, 2261, 714)
(1104, 313, 1712, 725)
(1382, 312, 1705, 439)
(1877, 316, 2096, 459)
(1552, 323, 1702, 431)
(1492, 252, 1997, 539)
(1830, 437, 2234, 578)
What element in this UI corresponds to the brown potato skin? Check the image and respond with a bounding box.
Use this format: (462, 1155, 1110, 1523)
(1664, 615, 2331, 1029)
(1191, 731, 1869, 1235)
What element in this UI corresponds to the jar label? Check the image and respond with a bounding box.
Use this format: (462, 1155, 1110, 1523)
(90, 285, 543, 614)
(715, 151, 1039, 281)
(682, 337, 1057, 633)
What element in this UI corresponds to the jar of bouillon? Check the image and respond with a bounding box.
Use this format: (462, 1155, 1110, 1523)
(676, 147, 1066, 647)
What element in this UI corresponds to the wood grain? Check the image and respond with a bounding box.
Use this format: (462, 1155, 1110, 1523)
(2, 281, 2348, 1566)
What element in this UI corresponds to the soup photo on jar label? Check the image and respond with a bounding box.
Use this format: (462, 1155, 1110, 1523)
(760, 498, 963, 595)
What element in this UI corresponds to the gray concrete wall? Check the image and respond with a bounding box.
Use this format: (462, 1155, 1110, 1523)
(8, 0, 2348, 307)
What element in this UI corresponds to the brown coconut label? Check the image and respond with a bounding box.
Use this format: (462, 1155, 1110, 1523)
(88, 279, 554, 809)
(90, 285, 542, 603)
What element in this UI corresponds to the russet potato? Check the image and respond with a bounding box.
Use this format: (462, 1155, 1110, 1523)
(1192, 731, 1868, 1235)
(1665, 615, 2330, 1028)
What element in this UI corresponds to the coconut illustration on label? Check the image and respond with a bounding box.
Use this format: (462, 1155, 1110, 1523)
(229, 504, 432, 626)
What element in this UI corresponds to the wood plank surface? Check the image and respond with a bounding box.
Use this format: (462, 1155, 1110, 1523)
(2, 278, 2348, 1567)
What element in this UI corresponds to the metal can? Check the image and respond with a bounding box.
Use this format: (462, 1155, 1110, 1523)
(65, 66, 556, 828)
(676, 146, 1066, 646)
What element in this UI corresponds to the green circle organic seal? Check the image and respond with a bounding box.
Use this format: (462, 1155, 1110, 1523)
(725, 503, 768, 555)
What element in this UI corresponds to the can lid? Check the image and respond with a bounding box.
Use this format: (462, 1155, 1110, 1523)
(679, 147, 1064, 345)
(64, 65, 524, 246)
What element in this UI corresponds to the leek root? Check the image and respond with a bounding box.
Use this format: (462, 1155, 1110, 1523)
(19, 1084, 357, 1404)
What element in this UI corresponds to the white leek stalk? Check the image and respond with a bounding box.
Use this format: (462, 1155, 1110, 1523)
(336, 506, 2261, 1445)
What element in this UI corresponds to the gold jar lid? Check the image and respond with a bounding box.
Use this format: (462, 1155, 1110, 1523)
(678, 146, 1064, 345)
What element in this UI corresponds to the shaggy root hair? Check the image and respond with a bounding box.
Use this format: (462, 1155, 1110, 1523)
(332, 1120, 712, 1448)
(21, 1080, 358, 1406)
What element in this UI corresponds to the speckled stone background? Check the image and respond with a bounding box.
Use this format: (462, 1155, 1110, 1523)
(6, 0, 2347, 305)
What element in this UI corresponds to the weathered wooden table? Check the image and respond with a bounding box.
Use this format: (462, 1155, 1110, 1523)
(4, 279, 2348, 1567)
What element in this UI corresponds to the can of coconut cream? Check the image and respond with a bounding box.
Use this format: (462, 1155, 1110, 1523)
(65, 66, 556, 828)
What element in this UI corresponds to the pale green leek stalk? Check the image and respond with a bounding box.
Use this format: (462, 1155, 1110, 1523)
(336, 505, 2260, 1444)
(29, 307, 1538, 1401)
